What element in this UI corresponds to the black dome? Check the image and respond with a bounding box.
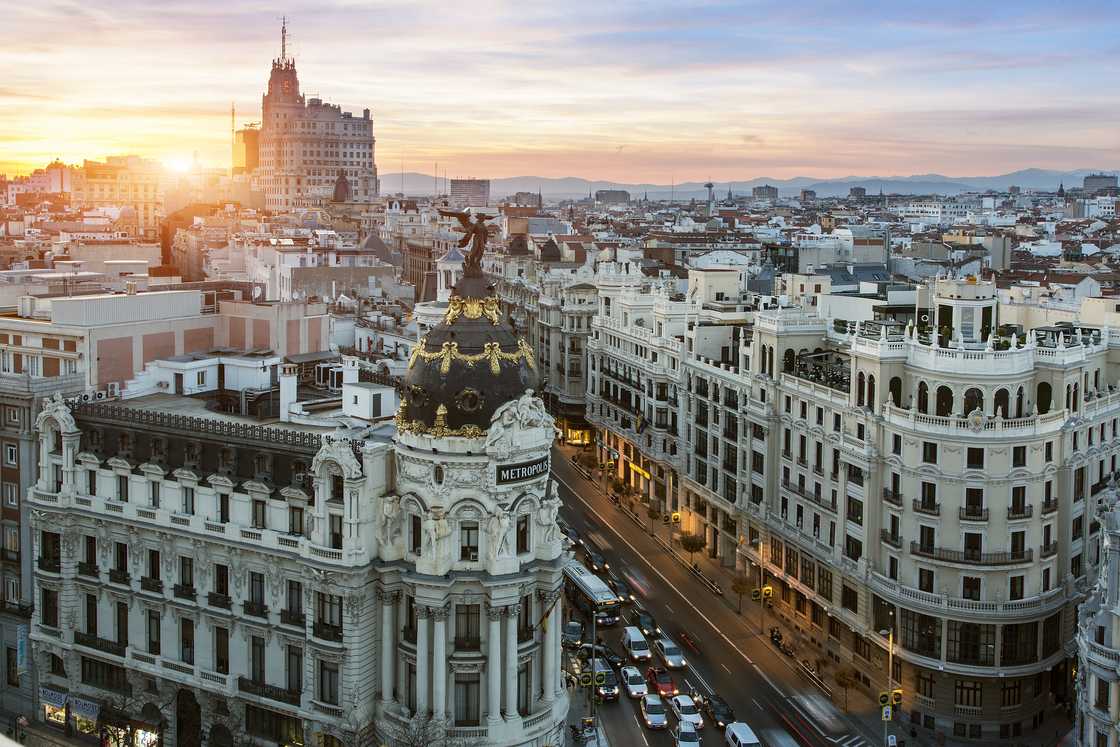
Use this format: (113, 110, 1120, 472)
(398, 275, 538, 438)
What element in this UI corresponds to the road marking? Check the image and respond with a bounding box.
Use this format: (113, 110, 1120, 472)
(629, 711, 651, 746)
(555, 471, 825, 737)
(752, 698, 762, 710)
(721, 663, 732, 674)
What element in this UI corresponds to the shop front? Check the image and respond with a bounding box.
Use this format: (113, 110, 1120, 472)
(39, 686, 68, 731)
(100, 706, 162, 747)
(69, 697, 100, 742)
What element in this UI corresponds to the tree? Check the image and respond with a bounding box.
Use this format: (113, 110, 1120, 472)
(679, 531, 707, 567)
(834, 668, 858, 712)
(730, 574, 752, 614)
(646, 505, 660, 535)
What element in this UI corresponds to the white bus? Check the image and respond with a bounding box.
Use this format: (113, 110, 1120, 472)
(563, 559, 621, 626)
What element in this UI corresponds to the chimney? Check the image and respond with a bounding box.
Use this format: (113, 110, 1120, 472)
(125, 280, 137, 295)
(279, 363, 298, 422)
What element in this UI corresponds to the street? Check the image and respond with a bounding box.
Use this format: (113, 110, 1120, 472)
(553, 446, 882, 747)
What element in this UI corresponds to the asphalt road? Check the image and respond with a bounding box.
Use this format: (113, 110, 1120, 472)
(553, 448, 880, 747)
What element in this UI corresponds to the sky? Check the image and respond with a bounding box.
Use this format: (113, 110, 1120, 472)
(1, 0, 1118, 182)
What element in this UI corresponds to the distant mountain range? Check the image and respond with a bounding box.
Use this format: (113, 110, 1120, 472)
(378, 168, 1117, 200)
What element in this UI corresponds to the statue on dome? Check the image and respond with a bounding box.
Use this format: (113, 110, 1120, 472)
(439, 209, 496, 277)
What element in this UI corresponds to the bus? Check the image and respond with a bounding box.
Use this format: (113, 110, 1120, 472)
(563, 559, 621, 626)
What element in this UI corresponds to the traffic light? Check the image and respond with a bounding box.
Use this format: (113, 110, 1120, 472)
(751, 589, 761, 601)
(579, 672, 593, 687)
(762, 585, 773, 598)
(878, 691, 890, 707)
(671, 511, 681, 524)
(891, 689, 903, 705)
(594, 672, 607, 686)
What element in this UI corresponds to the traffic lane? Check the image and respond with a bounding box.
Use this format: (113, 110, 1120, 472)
(553, 458, 836, 747)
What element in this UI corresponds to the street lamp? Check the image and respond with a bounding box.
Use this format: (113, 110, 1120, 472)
(880, 626, 894, 746)
(749, 537, 764, 635)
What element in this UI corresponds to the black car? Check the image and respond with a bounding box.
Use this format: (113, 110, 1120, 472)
(586, 550, 609, 573)
(631, 607, 661, 638)
(699, 693, 735, 729)
(607, 572, 636, 604)
(559, 522, 581, 546)
(576, 643, 625, 671)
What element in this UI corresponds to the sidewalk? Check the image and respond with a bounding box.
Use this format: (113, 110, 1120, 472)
(563, 676, 610, 747)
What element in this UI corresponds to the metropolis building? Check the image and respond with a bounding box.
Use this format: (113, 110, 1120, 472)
(26, 268, 567, 744)
(590, 273, 1097, 741)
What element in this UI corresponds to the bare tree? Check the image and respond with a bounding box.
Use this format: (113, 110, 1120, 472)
(730, 574, 752, 614)
(679, 531, 707, 566)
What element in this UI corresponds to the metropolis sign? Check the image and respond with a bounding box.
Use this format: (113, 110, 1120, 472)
(496, 455, 550, 485)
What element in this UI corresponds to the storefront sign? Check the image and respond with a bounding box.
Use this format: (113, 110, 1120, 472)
(39, 687, 68, 728)
(16, 624, 27, 674)
(69, 698, 100, 737)
(629, 463, 651, 479)
(496, 456, 549, 485)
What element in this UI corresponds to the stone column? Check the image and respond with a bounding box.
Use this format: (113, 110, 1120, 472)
(543, 592, 559, 702)
(432, 606, 448, 720)
(487, 604, 502, 723)
(504, 604, 520, 717)
(379, 590, 396, 704)
(416, 605, 430, 715)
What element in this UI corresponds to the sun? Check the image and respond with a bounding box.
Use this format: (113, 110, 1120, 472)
(166, 157, 192, 173)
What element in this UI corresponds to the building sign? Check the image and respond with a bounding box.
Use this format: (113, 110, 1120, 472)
(16, 624, 27, 674)
(629, 463, 651, 479)
(496, 456, 549, 485)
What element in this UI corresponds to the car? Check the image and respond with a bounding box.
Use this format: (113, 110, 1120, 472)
(725, 722, 761, 747)
(646, 666, 678, 697)
(698, 693, 735, 729)
(589, 657, 619, 701)
(655, 637, 688, 669)
(576, 643, 625, 671)
(631, 606, 661, 638)
(674, 721, 703, 746)
(640, 694, 669, 730)
(620, 666, 648, 698)
(669, 694, 705, 729)
(586, 550, 608, 573)
(561, 620, 584, 649)
(607, 572, 636, 603)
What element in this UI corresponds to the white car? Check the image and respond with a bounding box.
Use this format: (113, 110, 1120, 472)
(621, 666, 648, 698)
(656, 637, 688, 669)
(641, 694, 669, 730)
(669, 694, 705, 729)
(674, 721, 702, 746)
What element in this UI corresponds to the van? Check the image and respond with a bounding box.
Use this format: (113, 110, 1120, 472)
(590, 657, 619, 701)
(726, 722, 761, 747)
(621, 626, 652, 661)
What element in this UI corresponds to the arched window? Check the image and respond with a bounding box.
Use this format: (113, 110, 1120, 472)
(867, 375, 876, 410)
(964, 388, 983, 415)
(935, 386, 954, 417)
(857, 372, 866, 407)
(783, 349, 796, 374)
(889, 377, 902, 407)
(1065, 384, 1072, 411)
(1073, 383, 1080, 412)
(917, 382, 929, 414)
(1015, 387, 1024, 418)
(1037, 382, 1052, 415)
(993, 389, 1009, 419)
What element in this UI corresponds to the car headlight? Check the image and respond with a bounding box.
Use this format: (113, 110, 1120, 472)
(681, 659, 687, 666)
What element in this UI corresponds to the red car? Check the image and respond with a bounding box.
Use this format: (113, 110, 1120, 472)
(645, 666, 678, 697)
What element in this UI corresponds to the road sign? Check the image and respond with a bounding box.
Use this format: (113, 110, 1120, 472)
(881, 705, 892, 721)
(671, 512, 681, 524)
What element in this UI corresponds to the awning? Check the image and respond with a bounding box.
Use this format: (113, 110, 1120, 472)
(39, 687, 68, 709)
(69, 697, 100, 721)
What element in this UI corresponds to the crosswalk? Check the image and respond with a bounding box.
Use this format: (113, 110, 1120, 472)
(831, 734, 870, 747)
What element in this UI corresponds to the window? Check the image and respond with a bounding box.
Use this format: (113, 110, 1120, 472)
(1045, 441, 1053, 462)
(329, 514, 342, 549)
(287, 580, 303, 614)
(919, 568, 934, 593)
(5, 407, 17, 424)
(115, 602, 128, 646)
(947, 622, 995, 665)
(456, 604, 481, 648)
(117, 475, 129, 502)
(319, 660, 339, 704)
(181, 487, 194, 515)
(41, 588, 58, 627)
(516, 515, 530, 554)
(287, 646, 303, 692)
(196, 371, 207, 387)
(460, 521, 479, 561)
(6, 647, 17, 686)
(252, 499, 266, 529)
(892, 434, 901, 456)
(917, 672, 935, 698)
(148, 549, 160, 580)
(181, 618, 194, 665)
(289, 506, 304, 535)
(147, 610, 161, 655)
(317, 592, 343, 627)
(215, 627, 229, 674)
(967, 448, 984, 469)
(85, 593, 98, 635)
(955, 679, 982, 707)
(410, 515, 422, 555)
(2, 482, 16, 507)
(962, 577, 980, 601)
(250, 572, 265, 605)
(818, 569, 832, 601)
(245, 704, 302, 744)
(841, 585, 858, 613)
(1013, 446, 1026, 468)
(922, 442, 938, 463)
(454, 673, 481, 726)
(1001, 680, 1021, 707)
(218, 493, 230, 523)
(3, 444, 15, 466)
(87, 471, 96, 496)
(215, 564, 229, 595)
(149, 481, 160, 508)
(518, 660, 531, 715)
(250, 635, 265, 681)
(1009, 575, 1024, 601)
(844, 535, 862, 561)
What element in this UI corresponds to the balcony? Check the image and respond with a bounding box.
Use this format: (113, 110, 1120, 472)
(882, 489, 902, 507)
(77, 562, 100, 578)
(880, 530, 902, 549)
(313, 621, 343, 642)
(959, 506, 989, 522)
(1041, 499, 1058, 516)
(140, 577, 164, 594)
(910, 541, 1032, 566)
(37, 556, 61, 574)
(208, 592, 231, 610)
(237, 676, 302, 707)
(173, 584, 197, 601)
(74, 631, 126, 658)
(912, 499, 941, 517)
(280, 609, 306, 627)
(108, 569, 131, 586)
(243, 601, 269, 619)
(1008, 505, 1033, 520)
(1041, 542, 1058, 559)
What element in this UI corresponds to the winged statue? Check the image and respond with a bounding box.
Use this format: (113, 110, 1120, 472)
(439, 209, 496, 277)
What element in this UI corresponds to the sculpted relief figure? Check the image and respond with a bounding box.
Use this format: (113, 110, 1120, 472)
(380, 496, 402, 547)
(537, 483, 561, 544)
(487, 509, 511, 560)
(424, 506, 452, 556)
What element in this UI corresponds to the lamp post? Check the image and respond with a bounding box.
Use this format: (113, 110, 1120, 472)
(750, 537, 764, 635)
(880, 626, 894, 746)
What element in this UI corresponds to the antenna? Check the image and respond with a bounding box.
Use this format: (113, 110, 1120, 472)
(281, 16, 287, 61)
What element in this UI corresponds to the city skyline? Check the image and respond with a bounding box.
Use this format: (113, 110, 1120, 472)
(1, 1, 1118, 181)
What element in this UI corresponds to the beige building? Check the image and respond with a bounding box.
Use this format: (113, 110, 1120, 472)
(70, 157, 165, 239)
